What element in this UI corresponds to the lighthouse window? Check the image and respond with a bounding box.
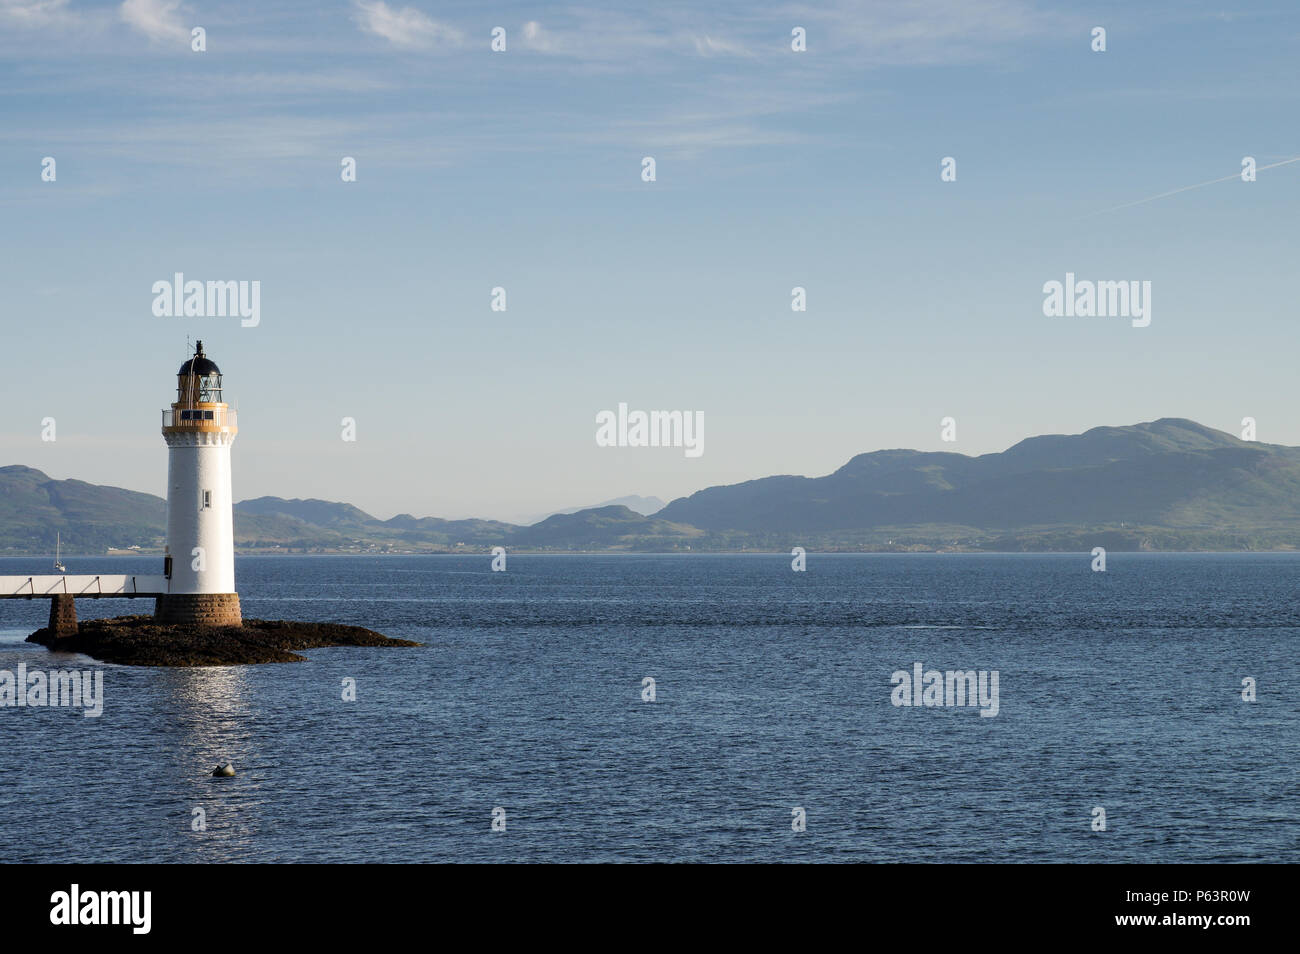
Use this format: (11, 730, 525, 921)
(202, 490, 212, 509)
(198, 374, 223, 403)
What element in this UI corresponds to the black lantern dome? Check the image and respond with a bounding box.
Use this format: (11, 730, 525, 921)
(176, 340, 224, 405)
(179, 340, 221, 376)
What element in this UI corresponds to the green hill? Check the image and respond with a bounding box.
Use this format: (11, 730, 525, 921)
(4, 419, 1300, 553)
(656, 419, 1300, 544)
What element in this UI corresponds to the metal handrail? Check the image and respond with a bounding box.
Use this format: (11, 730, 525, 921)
(0, 574, 169, 598)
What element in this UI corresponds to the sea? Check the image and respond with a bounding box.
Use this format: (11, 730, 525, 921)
(0, 552, 1295, 863)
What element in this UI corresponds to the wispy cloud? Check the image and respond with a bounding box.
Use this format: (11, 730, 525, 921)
(352, 0, 463, 49)
(586, 96, 828, 159)
(519, 20, 562, 53)
(508, 14, 685, 61)
(0, 0, 83, 28)
(196, 70, 400, 96)
(0, 0, 1065, 182)
(688, 34, 752, 57)
(119, 0, 189, 42)
(2, 111, 474, 178)
(483, 2, 1052, 66)
(781, 0, 1064, 65)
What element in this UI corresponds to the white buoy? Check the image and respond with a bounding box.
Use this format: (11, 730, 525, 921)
(212, 762, 235, 777)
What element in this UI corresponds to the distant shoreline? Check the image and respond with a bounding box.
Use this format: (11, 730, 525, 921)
(5, 548, 1300, 558)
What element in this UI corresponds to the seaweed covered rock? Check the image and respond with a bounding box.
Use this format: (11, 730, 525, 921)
(27, 615, 420, 667)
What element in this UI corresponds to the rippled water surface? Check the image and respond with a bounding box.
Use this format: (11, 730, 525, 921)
(1, 553, 1295, 862)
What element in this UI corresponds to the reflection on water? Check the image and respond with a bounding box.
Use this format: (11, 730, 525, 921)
(160, 667, 263, 863)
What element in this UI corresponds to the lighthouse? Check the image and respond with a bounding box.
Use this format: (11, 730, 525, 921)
(155, 340, 242, 626)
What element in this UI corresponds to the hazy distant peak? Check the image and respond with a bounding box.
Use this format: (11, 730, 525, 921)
(523, 494, 666, 525)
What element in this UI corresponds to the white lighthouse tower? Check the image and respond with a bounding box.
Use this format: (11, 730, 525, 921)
(156, 340, 242, 626)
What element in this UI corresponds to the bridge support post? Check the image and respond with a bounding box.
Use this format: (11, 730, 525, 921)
(47, 594, 78, 638)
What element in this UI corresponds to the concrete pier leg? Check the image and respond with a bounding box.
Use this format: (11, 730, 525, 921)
(47, 594, 78, 638)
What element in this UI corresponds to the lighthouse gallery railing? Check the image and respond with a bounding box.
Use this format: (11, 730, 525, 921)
(162, 408, 237, 428)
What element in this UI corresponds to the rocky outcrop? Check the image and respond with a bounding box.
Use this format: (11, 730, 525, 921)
(26, 615, 420, 667)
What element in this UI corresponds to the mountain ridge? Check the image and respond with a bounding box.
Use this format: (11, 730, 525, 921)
(3, 419, 1298, 553)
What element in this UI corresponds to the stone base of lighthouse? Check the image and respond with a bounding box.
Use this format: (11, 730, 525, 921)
(153, 593, 243, 627)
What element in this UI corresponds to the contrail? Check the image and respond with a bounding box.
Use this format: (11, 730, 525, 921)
(1084, 155, 1300, 217)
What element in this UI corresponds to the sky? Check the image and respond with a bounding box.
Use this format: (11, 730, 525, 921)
(1, 0, 1297, 522)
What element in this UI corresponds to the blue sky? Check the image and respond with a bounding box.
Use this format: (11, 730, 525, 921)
(1, 0, 1298, 521)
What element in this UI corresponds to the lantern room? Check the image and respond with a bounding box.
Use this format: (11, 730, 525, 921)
(163, 340, 237, 433)
(176, 339, 223, 406)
